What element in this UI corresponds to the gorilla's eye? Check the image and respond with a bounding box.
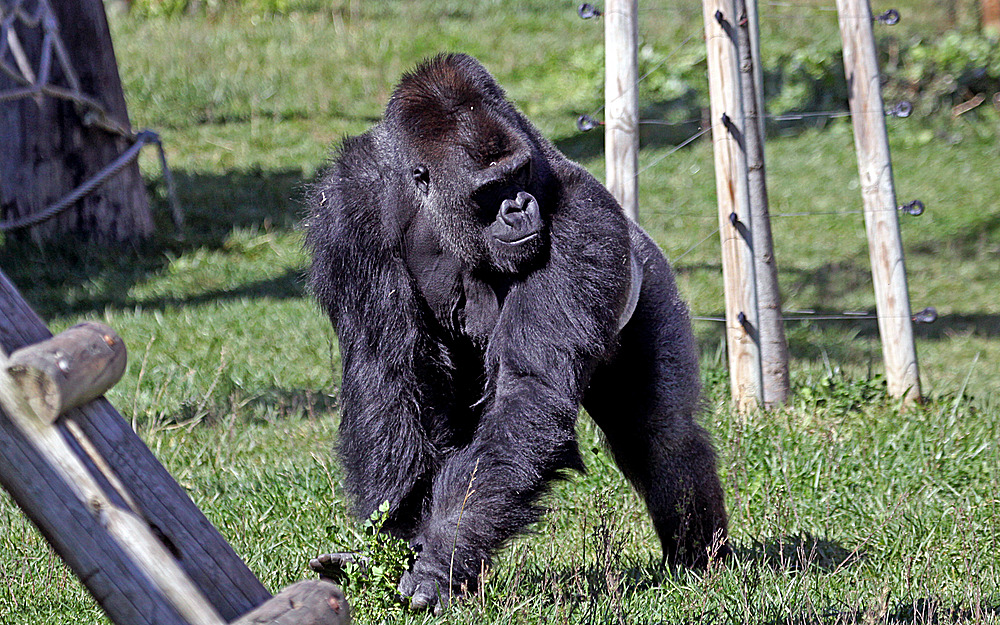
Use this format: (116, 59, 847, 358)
(412, 165, 430, 193)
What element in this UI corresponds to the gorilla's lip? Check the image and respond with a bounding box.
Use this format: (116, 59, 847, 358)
(495, 232, 540, 246)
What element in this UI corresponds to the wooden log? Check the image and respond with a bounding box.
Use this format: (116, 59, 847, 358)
(836, 0, 922, 403)
(0, 355, 228, 625)
(231, 581, 350, 625)
(735, 0, 790, 408)
(6, 321, 126, 423)
(0, 269, 272, 620)
(0, 409, 192, 625)
(604, 0, 639, 221)
(745, 0, 765, 142)
(703, 0, 763, 412)
(0, 0, 152, 244)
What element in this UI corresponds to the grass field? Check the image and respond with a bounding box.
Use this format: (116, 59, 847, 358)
(1, 1, 998, 623)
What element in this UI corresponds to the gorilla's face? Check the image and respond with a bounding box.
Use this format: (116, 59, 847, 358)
(412, 145, 547, 274)
(388, 55, 550, 274)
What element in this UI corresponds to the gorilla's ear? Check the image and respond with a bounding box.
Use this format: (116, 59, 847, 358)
(412, 164, 430, 194)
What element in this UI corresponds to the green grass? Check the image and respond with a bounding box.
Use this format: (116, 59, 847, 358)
(1, 1, 999, 623)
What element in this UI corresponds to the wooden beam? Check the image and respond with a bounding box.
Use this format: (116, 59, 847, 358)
(0, 410, 193, 625)
(0, 270, 272, 621)
(836, 0, 922, 403)
(604, 0, 639, 221)
(735, 0, 790, 408)
(703, 0, 763, 411)
(6, 321, 126, 424)
(0, 357, 228, 625)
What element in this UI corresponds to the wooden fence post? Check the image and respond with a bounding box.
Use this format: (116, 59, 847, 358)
(736, 0, 790, 407)
(604, 0, 639, 221)
(703, 0, 763, 411)
(836, 0, 922, 403)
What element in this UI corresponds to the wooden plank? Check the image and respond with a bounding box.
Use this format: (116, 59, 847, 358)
(604, 0, 639, 221)
(836, 0, 922, 403)
(735, 0, 790, 407)
(0, 404, 190, 625)
(0, 270, 272, 620)
(703, 0, 762, 411)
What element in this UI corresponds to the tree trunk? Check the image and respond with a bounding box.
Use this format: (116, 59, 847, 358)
(983, 0, 1000, 34)
(0, 0, 152, 245)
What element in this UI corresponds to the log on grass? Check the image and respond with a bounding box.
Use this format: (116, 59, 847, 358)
(0, 269, 272, 621)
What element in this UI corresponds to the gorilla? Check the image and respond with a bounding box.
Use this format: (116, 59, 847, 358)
(305, 53, 729, 612)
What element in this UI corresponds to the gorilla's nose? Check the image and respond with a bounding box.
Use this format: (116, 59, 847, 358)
(499, 191, 535, 226)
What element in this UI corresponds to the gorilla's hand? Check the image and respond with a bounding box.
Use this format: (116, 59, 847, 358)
(397, 555, 450, 615)
(309, 552, 367, 586)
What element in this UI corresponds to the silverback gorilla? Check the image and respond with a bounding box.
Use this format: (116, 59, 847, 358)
(305, 53, 729, 612)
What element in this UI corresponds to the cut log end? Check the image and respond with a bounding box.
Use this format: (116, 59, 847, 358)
(5, 321, 126, 423)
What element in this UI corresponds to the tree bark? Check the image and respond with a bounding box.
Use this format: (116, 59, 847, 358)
(983, 0, 1000, 34)
(0, 0, 152, 245)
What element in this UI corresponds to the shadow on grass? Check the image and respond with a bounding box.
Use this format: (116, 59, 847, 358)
(738, 533, 860, 573)
(491, 534, 862, 624)
(153, 386, 338, 428)
(754, 599, 1000, 625)
(0, 167, 312, 319)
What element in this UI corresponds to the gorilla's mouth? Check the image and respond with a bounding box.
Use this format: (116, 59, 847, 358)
(495, 232, 540, 246)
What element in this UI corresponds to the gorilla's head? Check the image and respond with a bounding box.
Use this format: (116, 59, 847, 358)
(386, 54, 551, 274)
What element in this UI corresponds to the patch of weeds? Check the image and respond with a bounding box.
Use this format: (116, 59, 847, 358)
(335, 501, 411, 623)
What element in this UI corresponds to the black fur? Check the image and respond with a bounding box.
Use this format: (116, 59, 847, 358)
(306, 53, 729, 611)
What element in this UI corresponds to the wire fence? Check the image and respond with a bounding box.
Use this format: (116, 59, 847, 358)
(573, 2, 936, 328)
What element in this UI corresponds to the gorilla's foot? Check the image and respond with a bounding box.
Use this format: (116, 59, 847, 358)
(309, 552, 368, 585)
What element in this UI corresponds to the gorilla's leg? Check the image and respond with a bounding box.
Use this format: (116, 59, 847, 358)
(583, 248, 729, 568)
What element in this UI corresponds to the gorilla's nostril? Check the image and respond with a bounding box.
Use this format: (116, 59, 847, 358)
(499, 198, 523, 227)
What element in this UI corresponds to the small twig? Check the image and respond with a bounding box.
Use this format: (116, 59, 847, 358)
(952, 93, 985, 117)
(131, 335, 156, 432)
(449, 457, 480, 606)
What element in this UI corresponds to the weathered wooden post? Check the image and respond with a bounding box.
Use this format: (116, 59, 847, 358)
(735, 0, 790, 407)
(0, 270, 350, 624)
(604, 0, 639, 221)
(836, 0, 922, 403)
(703, 0, 763, 411)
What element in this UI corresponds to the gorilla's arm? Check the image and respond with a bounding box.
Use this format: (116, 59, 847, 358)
(404, 180, 633, 605)
(306, 135, 438, 526)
